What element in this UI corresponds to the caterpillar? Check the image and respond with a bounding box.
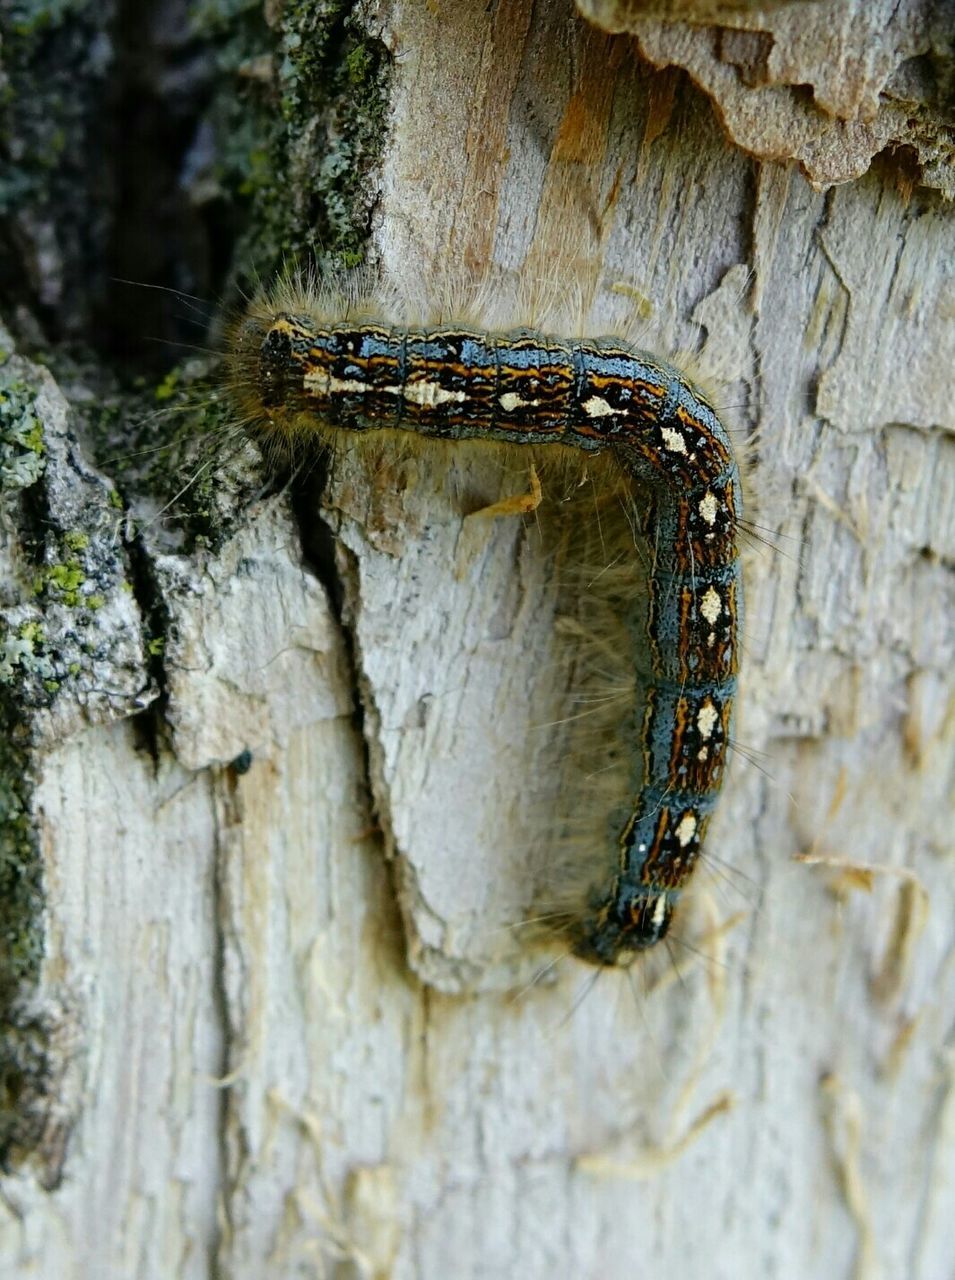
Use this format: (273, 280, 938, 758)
(225, 275, 743, 968)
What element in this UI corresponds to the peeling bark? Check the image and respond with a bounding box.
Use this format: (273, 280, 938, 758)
(577, 0, 955, 192)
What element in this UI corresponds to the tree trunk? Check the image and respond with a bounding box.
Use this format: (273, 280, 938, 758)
(1, 1, 952, 1277)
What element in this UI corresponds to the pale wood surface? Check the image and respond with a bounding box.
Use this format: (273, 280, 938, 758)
(1, 1, 953, 1277)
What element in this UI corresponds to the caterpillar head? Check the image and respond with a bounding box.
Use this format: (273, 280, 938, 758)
(571, 888, 674, 966)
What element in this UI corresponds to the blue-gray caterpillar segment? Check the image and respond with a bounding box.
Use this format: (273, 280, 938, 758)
(230, 310, 743, 966)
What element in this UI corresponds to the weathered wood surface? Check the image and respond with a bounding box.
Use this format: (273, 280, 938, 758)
(1, 1, 953, 1277)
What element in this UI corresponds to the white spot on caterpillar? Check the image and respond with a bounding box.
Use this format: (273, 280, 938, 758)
(661, 426, 687, 454)
(675, 812, 697, 847)
(652, 894, 668, 929)
(583, 396, 616, 418)
(403, 380, 468, 407)
(499, 391, 540, 412)
(697, 700, 718, 740)
(699, 490, 718, 526)
(700, 586, 722, 625)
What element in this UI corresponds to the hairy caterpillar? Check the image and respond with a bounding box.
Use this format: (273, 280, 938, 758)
(224, 272, 743, 968)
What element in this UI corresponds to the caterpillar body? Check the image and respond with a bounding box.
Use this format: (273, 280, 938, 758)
(227, 289, 743, 967)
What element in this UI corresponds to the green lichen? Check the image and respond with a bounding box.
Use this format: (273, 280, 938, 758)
(33, 560, 86, 608)
(28, 524, 113, 610)
(154, 368, 181, 403)
(18, 622, 43, 646)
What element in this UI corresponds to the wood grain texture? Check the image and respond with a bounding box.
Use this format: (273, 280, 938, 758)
(1, 0, 953, 1277)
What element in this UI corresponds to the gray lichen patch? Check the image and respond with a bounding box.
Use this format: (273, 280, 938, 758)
(0, 347, 153, 738)
(0, 377, 46, 491)
(191, 0, 392, 283)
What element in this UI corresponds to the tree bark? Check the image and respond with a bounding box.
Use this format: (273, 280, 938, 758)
(0, 1, 953, 1277)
